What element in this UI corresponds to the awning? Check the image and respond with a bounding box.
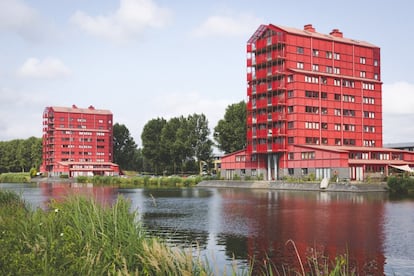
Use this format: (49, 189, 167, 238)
(389, 164, 414, 173)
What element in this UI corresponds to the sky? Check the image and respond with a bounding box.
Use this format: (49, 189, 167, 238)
(1, 0, 413, 146)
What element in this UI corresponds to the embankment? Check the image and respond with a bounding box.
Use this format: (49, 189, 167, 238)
(197, 180, 388, 192)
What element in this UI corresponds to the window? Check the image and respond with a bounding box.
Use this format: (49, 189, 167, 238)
(287, 90, 294, 98)
(342, 80, 355, 87)
(287, 106, 294, 113)
(313, 49, 319, 57)
(305, 76, 319, 83)
(297, 62, 304, 69)
(334, 109, 341, 116)
(321, 123, 328, 129)
(364, 111, 375, 118)
(363, 97, 375, 104)
(288, 121, 294, 129)
(326, 66, 333, 74)
(334, 94, 341, 101)
(321, 92, 327, 99)
(343, 109, 355, 116)
(334, 124, 341, 131)
(321, 138, 328, 144)
(305, 90, 319, 98)
(374, 60, 378, 66)
(305, 122, 319, 129)
(334, 52, 340, 60)
(301, 168, 308, 175)
(301, 151, 315, 160)
(334, 79, 341, 86)
(334, 67, 340, 74)
(326, 51, 332, 59)
(288, 137, 294, 144)
(288, 153, 294, 160)
(335, 139, 341, 145)
(343, 95, 355, 102)
(305, 106, 319, 114)
(312, 64, 319, 71)
(343, 124, 355, 131)
(297, 47, 304, 54)
(287, 75, 293, 83)
(321, 108, 328, 115)
(360, 57, 366, 64)
(374, 73, 378, 80)
(288, 168, 294, 175)
(363, 83, 375, 90)
(305, 137, 319, 144)
(360, 71, 366, 78)
(343, 139, 356, 145)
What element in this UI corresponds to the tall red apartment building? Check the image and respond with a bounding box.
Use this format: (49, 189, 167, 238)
(221, 24, 414, 181)
(40, 105, 119, 177)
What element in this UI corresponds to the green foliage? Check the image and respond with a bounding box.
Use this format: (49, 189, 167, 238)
(214, 101, 247, 154)
(142, 114, 213, 176)
(387, 175, 414, 194)
(113, 123, 142, 171)
(0, 137, 42, 173)
(76, 176, 89, 183)
(29, 168, 37, 178)
(141, 118, 167, 174)
(59, 174, 69, 179)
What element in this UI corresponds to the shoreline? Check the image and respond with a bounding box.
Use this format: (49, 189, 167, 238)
(197, 180, 389, 192)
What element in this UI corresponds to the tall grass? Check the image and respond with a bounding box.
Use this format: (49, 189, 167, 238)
(0, 190, 211, 275)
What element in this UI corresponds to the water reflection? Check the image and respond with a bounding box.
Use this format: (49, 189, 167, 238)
(215, 189, 387, 274)
(2, 183, 410, 274)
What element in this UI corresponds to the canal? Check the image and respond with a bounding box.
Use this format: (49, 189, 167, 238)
(1, 182, 413, 275)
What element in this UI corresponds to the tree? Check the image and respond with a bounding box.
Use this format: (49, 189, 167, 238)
(214, 101, 246, 154)
(187, 113, 213, 163)
(113, 123, 140, 171)
(141, 118, 167, 174)
(0, 137, 42, 173)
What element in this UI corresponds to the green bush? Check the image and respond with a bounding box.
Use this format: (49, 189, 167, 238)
(76, 176, 89, 183)
(388, 176, 414, 194)
(29, 168, 37, 178)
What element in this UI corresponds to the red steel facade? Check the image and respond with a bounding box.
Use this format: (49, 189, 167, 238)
(40, 105, 119, 177)
(221, 24, 414, 181)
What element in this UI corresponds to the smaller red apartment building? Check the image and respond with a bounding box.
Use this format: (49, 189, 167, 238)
(40, 105, 119, 177)
(220, 23, 414, 181)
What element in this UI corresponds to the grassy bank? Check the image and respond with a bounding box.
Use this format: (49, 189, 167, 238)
(0, 172, 31, 183)
(0, 189, 211, 275)
(76, 175, 209, 188)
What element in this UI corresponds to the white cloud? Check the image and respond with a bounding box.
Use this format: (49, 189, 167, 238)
(0, 0, 46, 41)
(71, 0, 172, 42)
(17, 57, 71, 79)
(192, 13, 262, 38)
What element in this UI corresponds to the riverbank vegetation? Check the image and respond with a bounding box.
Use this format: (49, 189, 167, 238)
(387, 175, 414, 194)
(76, 174, 209, 187)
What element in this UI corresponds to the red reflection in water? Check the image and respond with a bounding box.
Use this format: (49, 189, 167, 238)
(219, 190, 385, 275)
(39, 182, 117, 207)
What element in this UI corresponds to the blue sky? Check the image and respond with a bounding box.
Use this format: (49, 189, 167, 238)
(1, 0, 413, 145)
